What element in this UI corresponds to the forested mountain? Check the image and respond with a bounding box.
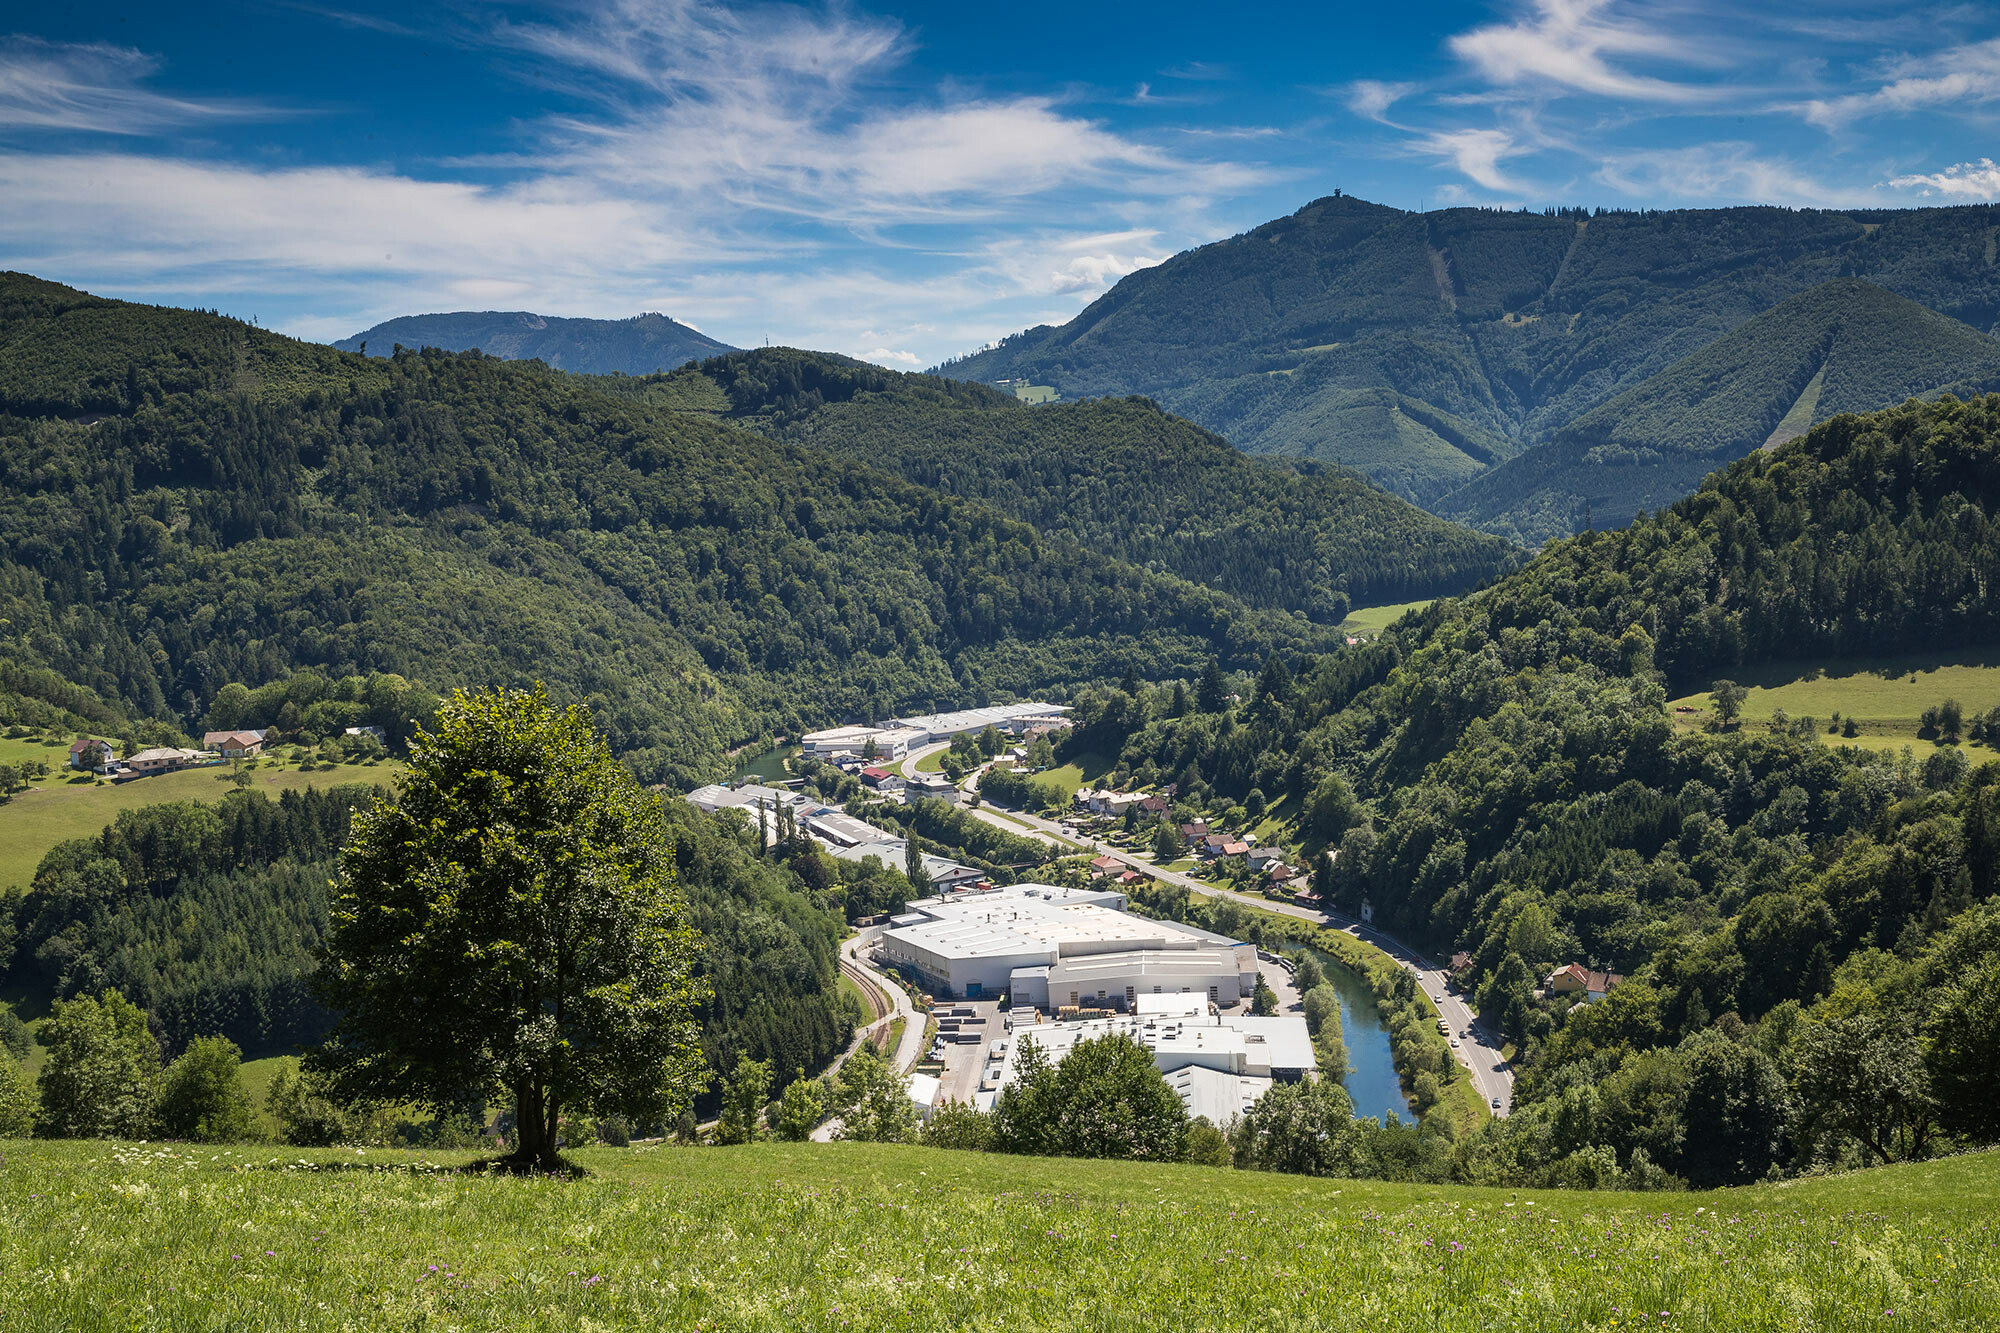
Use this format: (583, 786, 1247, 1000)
(1440, 280, 2000, 543)
(599, 347, 1524, 623)
(334, 309, 734, 374)
(1057, 392, 2000, 1184)
(0, 273, 1334, 788)
(941, 195, 2000, 529)
(0, 785, 858, 1103)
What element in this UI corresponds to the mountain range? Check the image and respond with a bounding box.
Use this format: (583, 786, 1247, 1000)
(335, 309, 734, 374)
(940, 195, 2000, 543)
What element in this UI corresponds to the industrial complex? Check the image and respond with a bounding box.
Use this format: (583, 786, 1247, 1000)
(874, 882, 1257, 1009)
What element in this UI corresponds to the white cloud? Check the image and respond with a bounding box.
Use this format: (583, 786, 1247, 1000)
(1449, 0, 1720, 103)
(1594, 142, 1872, 207)
(1418, 128, 1530, 193)
(0, 36, 265, 133)
(1803, 36, 2000, 128)
(1889, 157, 2000, 198)
(1346, 80, 1416, 123)
(860, 347, 920, 365)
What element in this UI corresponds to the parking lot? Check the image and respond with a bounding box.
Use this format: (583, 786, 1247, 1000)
(929, 997, 1006, 1107)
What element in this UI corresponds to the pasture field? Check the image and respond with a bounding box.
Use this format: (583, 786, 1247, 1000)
(1666, 649, 2000, 754)
(0, 1138, 1993, 1331)
(1340, 598, 1433, 639)
(1034, 751, 1115, 803)
(0, 755, 403, 891)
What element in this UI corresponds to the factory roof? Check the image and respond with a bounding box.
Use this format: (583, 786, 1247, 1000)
(884, 703, 1070, 734)
(1168, 1066, 1273, 1126)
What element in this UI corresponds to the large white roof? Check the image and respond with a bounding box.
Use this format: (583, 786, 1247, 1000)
(884, 703, 1070, 734)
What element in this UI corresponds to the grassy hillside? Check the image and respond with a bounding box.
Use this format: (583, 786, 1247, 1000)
(1665, 650, 2000, 753)
(0, 752, 399, 893)
(616, 348, 1525, 621)
(1441, 280, 2000, 544)
(940, 197, 2000, 523)
(0, 1138, 1992, 1330)
(0, 273, 1334, 787)
(333, 309, 735, 373)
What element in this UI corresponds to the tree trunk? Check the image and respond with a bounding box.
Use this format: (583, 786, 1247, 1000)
(508, 1083, 563, 1171)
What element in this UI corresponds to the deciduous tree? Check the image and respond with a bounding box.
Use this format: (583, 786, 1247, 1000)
(311, 686, 707, 1171)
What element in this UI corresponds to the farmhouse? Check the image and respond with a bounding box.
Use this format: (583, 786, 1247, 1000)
(123, 747, 206, 776)
(1545, 963, 1625, 1001)
(68, 737, 114, 771)
(202, 729, 267, 757)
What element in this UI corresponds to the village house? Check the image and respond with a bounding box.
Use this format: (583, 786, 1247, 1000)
(202, 729, 267, 757)
(1246, 846, 1286, 872)
(1544, 963, 1625, 1002)
(68, 737, 114, 771)
(1088, 855, 1122, 879)
(1179, 820, 1209, 841)
(342, 725, 386, 743)
(859, 765, 904, 793)
(1138, 795, 1169, 816)
(123, 746, 206, 777)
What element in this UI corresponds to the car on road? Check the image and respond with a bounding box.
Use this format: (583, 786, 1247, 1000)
(1491, 1097, 1502, 1109)
(1432, 992, 1443, 1003)
(1450, 1037, 1460, 1048)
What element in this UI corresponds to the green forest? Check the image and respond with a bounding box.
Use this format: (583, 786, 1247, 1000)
(0, 782, 858, 1117)
(598, 347, 1522, 622)
(1048, 392, 2000, 1187)
(0, 272, 1397, 788)
(942, 196, 2000, 537)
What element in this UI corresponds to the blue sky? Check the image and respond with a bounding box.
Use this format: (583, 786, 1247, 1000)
(5, 1, 2000, 367)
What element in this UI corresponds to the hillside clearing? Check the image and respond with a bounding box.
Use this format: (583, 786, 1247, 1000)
(0, 1139, 1992, 1331)
(1341, 598, 1433, 639)
(0, 757, 401, 892)
(1667, 649, 2000, 753)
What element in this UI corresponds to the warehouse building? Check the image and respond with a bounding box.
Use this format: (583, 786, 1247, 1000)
(883, 702, 1070, 743)
(993, 994, 1315, 1122)
(872, 883, 1257, 1004)
(799, 725, 926, 761)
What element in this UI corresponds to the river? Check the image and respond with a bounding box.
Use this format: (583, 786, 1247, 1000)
(1307, 947, 1411, 1124)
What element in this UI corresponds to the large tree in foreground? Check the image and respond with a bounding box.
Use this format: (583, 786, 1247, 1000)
(310, 686, 707, 1170)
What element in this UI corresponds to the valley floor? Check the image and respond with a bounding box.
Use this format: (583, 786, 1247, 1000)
(2, 1138, 1993, 1331)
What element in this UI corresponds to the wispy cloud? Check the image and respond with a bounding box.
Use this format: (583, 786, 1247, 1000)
(1418, 128, 1530, 193)
(1802, 36, 2000, 128)
(0, 36, 267, 134)
(1347, 80, 1416, 123)
(1594, 141, 1873, 207)
(1448, 0, 1722, 103)
(1889, 156, 2000, 198)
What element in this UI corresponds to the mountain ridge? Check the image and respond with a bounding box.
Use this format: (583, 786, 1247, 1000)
(334, 308, 735, 374)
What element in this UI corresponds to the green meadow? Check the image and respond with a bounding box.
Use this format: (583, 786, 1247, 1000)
(1666, 649, 2000, 753)
(1340, 598, 1434, 639)
(0, 1139, 1993, 1331)
(0, 755, 403, 892)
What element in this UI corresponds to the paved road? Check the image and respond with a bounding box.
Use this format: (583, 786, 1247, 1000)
(978, 794, 1514, 1115)
(839, 926, 928, 1074)
(896, 741, 950, 780)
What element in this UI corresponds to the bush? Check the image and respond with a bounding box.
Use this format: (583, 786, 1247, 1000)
(155, 1035, 255, 1143)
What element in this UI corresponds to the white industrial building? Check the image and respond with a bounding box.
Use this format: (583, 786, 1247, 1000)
(800, 725, 926, 761)
(872, 883, 1257, 1005)
(685, 785, 985, 888)
(993, 994, 1315, 1123)
(883, 703, 1071, 743)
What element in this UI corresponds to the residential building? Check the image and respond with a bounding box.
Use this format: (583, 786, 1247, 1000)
(859, 766, 904, 792)
(68, 737, 114, 771)
(202, 729, 267, 757)
(1545, 963, 1625, 1001)
(123, 747, 205, 776)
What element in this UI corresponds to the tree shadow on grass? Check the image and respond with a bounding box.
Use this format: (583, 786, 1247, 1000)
(247, 1153, 590, 1179)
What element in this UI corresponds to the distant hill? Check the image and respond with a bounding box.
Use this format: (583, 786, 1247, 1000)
(940, 195, 2000, 522)
(334, 309, 735, 373)
(0, 273, 1338, 788)
(1438, 279, 2000, 543)
(598, 347, 1525, 624)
